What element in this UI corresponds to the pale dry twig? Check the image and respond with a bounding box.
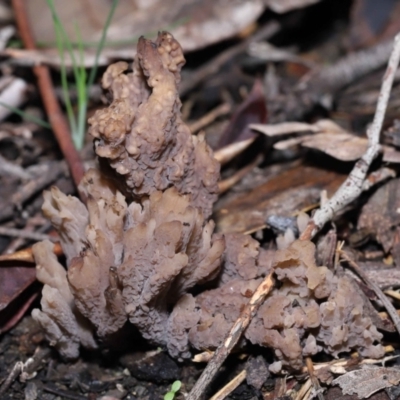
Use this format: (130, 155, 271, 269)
(186, 273, 274, 400)
(300, 32, 400, 241)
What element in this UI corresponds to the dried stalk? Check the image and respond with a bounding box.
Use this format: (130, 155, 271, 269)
(0, 226, 54, 242)
(340, 251, 400, 337)
(0, 242, 62, 263)
(300, 32, 400, 241)
(305, 356, 324, 400)
(11, 0, 85, 190)
(186, 272, 274, 400)
(209, 369, 247, 400)
(180, 22, 280, 96)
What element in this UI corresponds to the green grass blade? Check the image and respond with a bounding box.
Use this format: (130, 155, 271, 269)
(0, 101, 51, 128)
(87, 0, 119, 88)
(46, 0, 82, 109)
(44, 0, 119, 150)
(53, 17, 77, 139)
(74, 22, 88, 149)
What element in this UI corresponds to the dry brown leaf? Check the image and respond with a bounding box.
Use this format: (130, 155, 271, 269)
(252, 119, 400, 162)
(302, 132, 368, 161)
(251, 118, 346, 137)
(360, 261, 400, 288)
(250, 121, 319, 137)
(216, 162, 345, 233)
(0, 267, 36, 311)
(358, 178, 400, 254)
(333, 365, 400, 398)
(26, 0, 266, 57)
(382, 146, 400, 163)
(218, 80, 266, 148)
(251, 119, 361, 156)
(274, 134, 313, 150)
(266, 0, 321, 13)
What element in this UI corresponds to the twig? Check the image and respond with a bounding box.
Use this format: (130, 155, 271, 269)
(218, 154, 262, 193)
(0, 347, 51, 395)
(188, 102, 231, 134)
(305, 356, 324, 400)
(209, 369, 247, 400)
(0, 226, 54, 242)
(274, 38, 398, 123)
(0, 242, 62, 263)
(21, 347, 52, 380)
(43, 385, 88, 400)
(0, 361, 23, 395)
(186, 272, 274, 400)
(340, 251, 400, 337)
(11, 0, 85, 191)
(214, 138, 255, 165)
(305, 38, 396, 94)
(294, 378, 312, 400)
(385, 290, 400, 301)
(0, 154, 30, 179)
(300, 32, 400, 241)
(0, 161, 64, 223)
(179, 22, 280, 96)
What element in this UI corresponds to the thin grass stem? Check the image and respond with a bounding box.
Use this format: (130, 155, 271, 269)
(87, 0, 119, 88)
(0, 101, 51, 128)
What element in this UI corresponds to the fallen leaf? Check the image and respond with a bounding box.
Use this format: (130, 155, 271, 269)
(0, 265, 36, 311)
(266, 0, 321, 13)
(218, 79, 267, 148)
(215, 161, 345, 233)
(27, 0, 266, 56)
(250, 121, 319, 137)
(358, 178, 400, 254)
(333, 365, 400, 398)
(302, 132, 368, 161)
(252, 119, 400, 162)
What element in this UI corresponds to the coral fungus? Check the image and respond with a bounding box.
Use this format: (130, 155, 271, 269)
(33, 32, 383, 372)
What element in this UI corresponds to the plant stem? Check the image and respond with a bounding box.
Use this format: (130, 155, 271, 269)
(11, 0, 85, 192)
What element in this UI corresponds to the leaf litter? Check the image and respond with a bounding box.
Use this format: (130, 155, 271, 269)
(2, 1, 400, 399)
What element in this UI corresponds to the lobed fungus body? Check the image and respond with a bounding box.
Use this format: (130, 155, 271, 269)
(179, 239, 384, 371)
(89, 32, 219, 218)
(33, 32, 384, 371)
(32, 32, 224, 358)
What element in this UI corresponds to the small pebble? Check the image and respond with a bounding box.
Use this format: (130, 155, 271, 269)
(132, 385, 147, 397)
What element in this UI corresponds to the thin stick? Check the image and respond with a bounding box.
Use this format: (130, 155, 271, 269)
(11, 0, 85, 191)
(214, 138, 255, 165)
(43, 385, 87, 400)
(218, 155, 262, 193)
(188, 103, 231, 134)
(305, 356, 324, 400)
(0, 347, 51, 394)
(209, 370, 247, 400)
(340, 251, 400, 336)
(0, 362, 23, 395)
(295, 378, 312, 400)
(179, 22, 280, 96)
(186, 272, 274, 400)
(300, 32, 400, 241)
(0, 242, 62, 263)
(0, 226, 54, 242)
